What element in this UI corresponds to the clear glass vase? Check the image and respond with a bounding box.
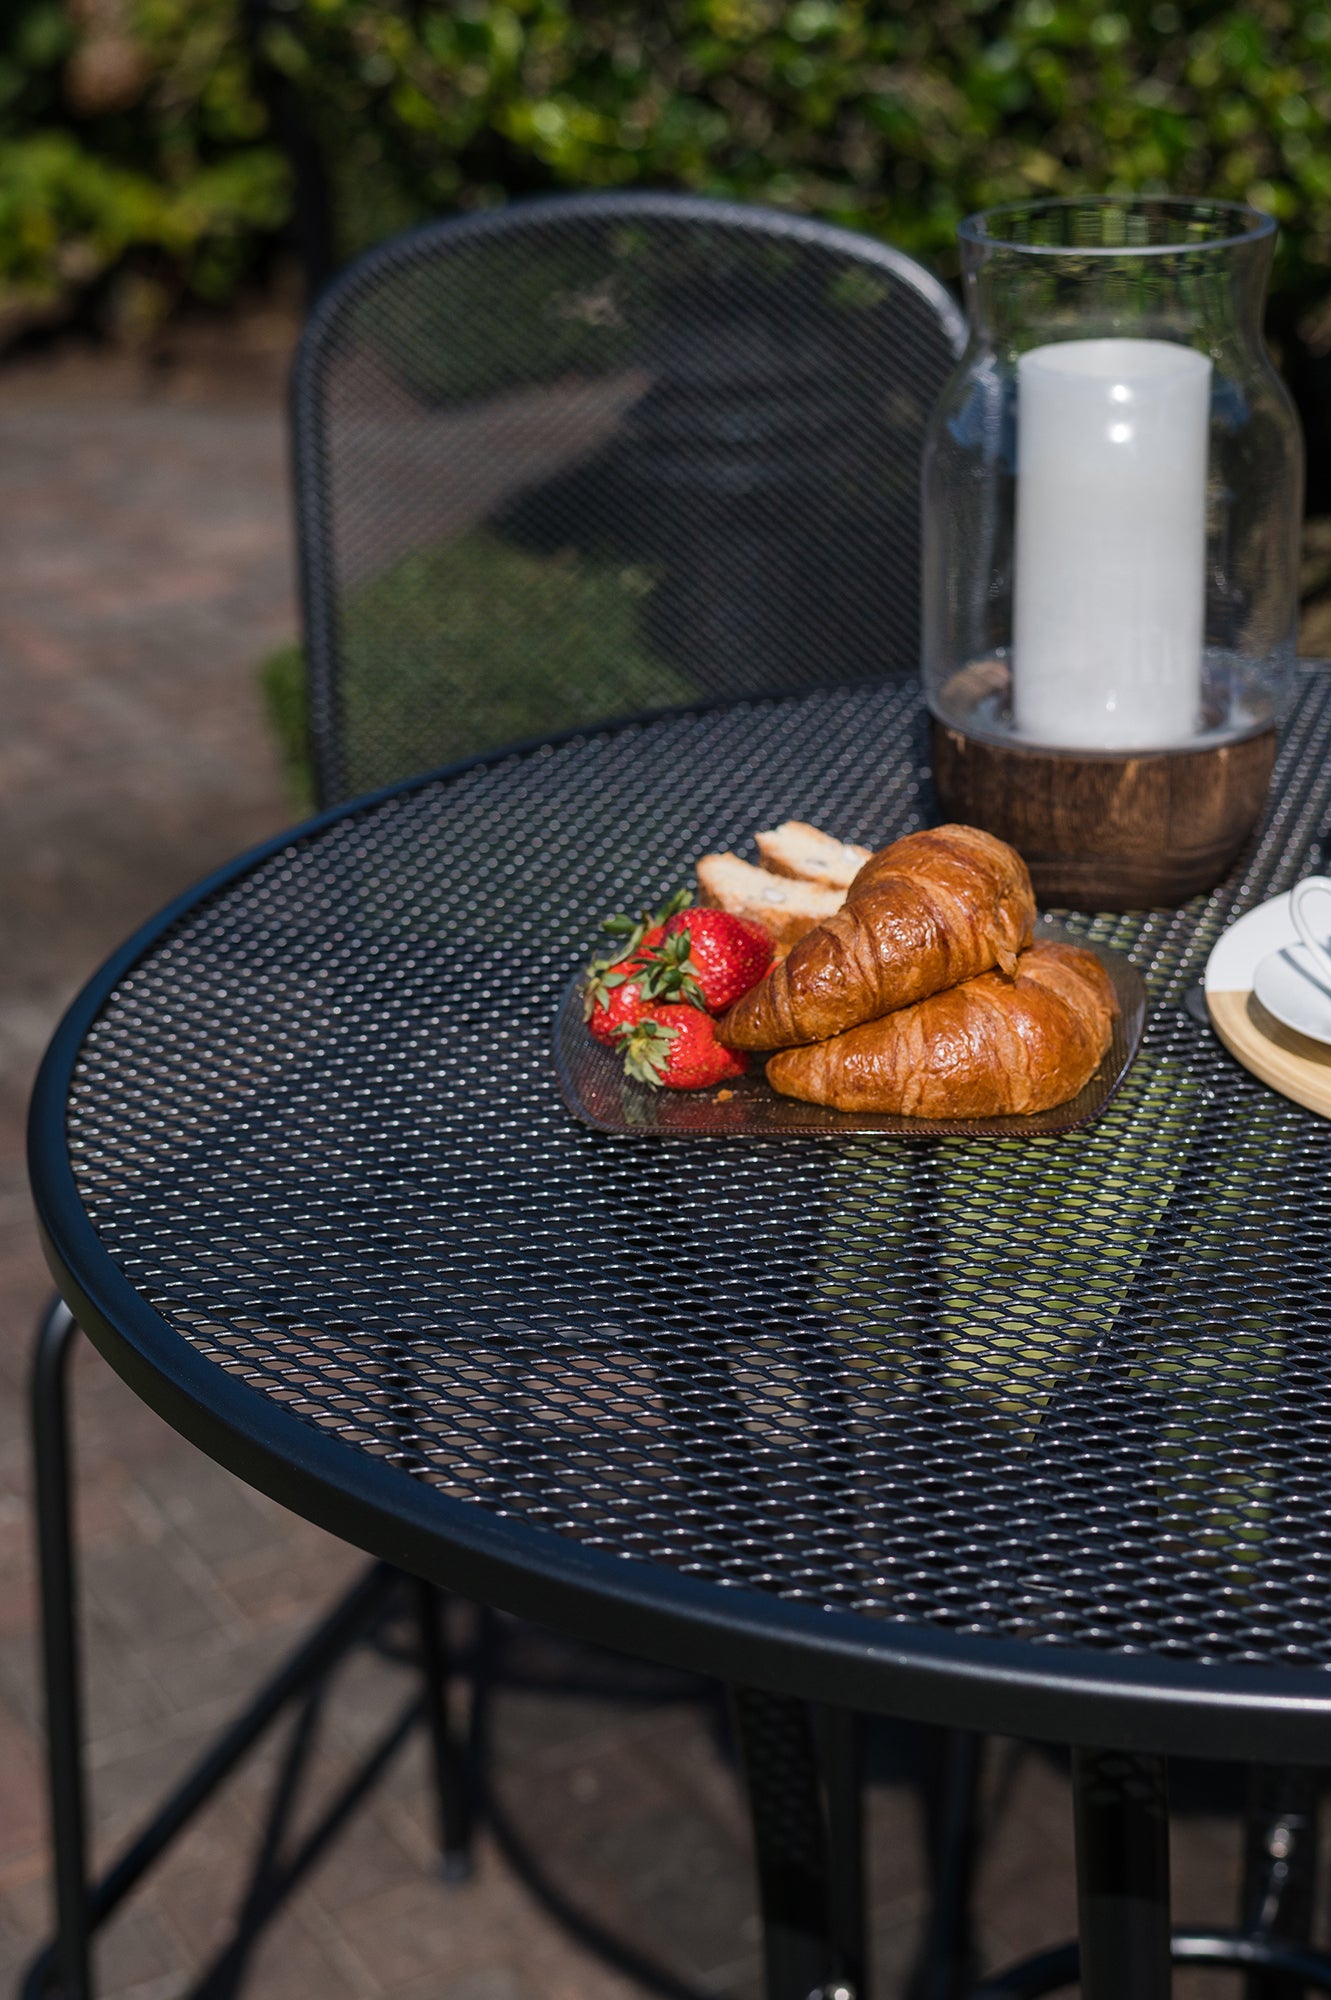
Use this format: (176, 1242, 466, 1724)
(923, 198, 1303, 757)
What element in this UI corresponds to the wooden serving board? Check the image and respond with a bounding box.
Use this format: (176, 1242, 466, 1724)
(1204, 891, 1331, 1118)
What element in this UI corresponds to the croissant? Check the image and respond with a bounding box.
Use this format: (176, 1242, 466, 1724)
(765, 940, 1117, 1117)
(720, 824, 1035, 1051)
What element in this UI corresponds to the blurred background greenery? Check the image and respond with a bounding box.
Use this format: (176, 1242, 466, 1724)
(4, 2, 1329, 313)
(7, 0, 1331, 480)
(7, 0, 1327, 418)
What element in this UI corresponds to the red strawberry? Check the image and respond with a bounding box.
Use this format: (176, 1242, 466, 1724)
(582, 888, 689, 1037)
(615, 1005, 750, 1091)
(644, 908, 774, 1013)
(585, 930, 663, 1045)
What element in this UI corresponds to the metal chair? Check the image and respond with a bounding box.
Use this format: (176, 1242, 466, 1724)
(290, 189, 963, 803)
(29, 189, 965, 1997)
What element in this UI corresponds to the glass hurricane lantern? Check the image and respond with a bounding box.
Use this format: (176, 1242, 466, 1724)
(923, 197, 1302, 909)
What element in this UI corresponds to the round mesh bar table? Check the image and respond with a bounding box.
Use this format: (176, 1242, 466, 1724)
(30, 673, 1331, 1999)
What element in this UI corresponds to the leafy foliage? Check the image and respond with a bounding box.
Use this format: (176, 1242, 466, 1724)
(0, 0, 286, 335)
(286, 0, 1331, 311)
(7, 0, 1331, 336)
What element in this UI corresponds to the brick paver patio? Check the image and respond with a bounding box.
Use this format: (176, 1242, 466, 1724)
(0, 333, 1287, 1999)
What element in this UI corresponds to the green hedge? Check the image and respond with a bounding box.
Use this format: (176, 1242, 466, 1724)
(0, 1, 287, 337)
(6, 0, 1331, 341)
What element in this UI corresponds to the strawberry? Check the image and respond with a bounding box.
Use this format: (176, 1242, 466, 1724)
(582, 888, 690, 1037)
(585, 935, 660, 1045)
(615, 1005, 749, 1091)
(644, 908, 774, 1013)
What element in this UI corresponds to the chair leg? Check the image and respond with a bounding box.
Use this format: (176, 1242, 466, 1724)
(31, 1295, 92, 2000)
(28, 1294, 478, 1995)
(410, 1578, 473, 1881)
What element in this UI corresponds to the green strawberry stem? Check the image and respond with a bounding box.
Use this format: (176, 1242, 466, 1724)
(613, 1013, 678, 1088)
(582, 887, 691, 1018)
(635, 930, 706, 1010)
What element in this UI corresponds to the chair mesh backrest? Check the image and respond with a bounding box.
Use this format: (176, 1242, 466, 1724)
(291, 192, 965, 807)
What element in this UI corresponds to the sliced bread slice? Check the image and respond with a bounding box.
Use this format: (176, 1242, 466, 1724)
(754, 820, 873, 889)
(696, 851, 844, 951)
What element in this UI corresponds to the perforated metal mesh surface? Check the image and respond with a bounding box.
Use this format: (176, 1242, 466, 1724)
(292, 195, 963, 804)
(60, 673, 1331, 1674)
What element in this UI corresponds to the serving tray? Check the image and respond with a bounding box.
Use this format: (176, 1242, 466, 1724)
(553, 921, 1148, 1140)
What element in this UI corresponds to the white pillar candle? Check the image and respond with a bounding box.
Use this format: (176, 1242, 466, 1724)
(1012, 337, 1212, 749)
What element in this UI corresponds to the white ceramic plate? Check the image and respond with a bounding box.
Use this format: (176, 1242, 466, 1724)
(1253, 942, 1331, 1045)
(1204, 890, 1331, 1118)
(1203, 890, 1297, 996)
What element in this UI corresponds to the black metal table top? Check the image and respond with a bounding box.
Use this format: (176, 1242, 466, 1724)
(32, 672, 1331, 1762)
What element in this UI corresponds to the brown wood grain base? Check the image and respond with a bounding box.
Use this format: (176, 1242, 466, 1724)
(1207, 988, 1331, 1119)
(930, 717, 1276, 909)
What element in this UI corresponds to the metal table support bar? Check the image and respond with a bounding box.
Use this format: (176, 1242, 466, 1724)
(1072, 1749, 1172, 2000)
(820, 1706, 867, 1998)
(731, 1688, 865, 2000)
(974, 1931, 1331, 1997)
(911, 1730, 983, 2000)
(975, 1757, 1331, 1997)
(1242, 1764, 1321, 2000)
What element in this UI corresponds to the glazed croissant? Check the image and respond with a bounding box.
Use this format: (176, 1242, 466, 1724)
(720, 824, 1036, 1051)
(766, 940, 1117, 1117)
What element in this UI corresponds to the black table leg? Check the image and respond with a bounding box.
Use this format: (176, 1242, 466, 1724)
(1241, 1764, 1320, 2000)
(910, 1729, 982, 2000)
(32, 1296, 92, 2000)
(821, 1706, 867, 1998)
(1072, 1747, 1171, 2000)
(731, 1686, 846, 2000)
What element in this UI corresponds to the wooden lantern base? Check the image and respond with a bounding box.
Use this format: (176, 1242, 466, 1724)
(930, 715, 1276, 910)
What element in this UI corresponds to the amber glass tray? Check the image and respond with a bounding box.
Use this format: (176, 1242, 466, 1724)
(553, 922, 1147, 1140)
